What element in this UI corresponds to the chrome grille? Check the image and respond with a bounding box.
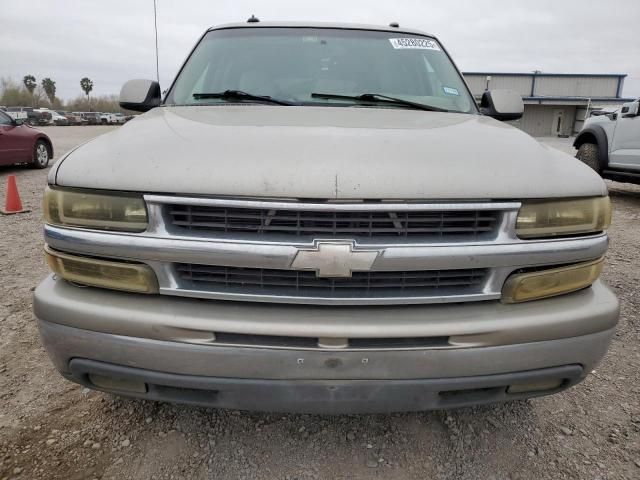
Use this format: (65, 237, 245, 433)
(167, 204, 500, 239)
(175, 264, 487, 299)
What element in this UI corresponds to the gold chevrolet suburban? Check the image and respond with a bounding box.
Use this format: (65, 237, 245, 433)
(34, 21, 619, 413)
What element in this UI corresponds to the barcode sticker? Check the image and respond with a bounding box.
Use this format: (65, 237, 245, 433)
(389, 38, 441, 51)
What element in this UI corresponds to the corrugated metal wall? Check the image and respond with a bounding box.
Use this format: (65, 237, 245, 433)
(512, 105, 577, 137)
(534, 76, 619, 97)
(465, 75, 532, 97)
(463, 73, 622, 99)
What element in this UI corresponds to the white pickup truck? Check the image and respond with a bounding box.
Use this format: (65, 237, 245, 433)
(99, 113, 125, 125)
(2, 107, 28, 122)
(575, 99, 640, 184)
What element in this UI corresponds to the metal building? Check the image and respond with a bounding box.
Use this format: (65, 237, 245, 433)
(462, 72, 635, 137)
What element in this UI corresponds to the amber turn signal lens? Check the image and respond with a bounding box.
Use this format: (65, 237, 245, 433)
(45, 247, 158, 294)
(501, 258, 603, 303)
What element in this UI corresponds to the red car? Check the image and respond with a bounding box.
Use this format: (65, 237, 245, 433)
(0, 109, 53, 168)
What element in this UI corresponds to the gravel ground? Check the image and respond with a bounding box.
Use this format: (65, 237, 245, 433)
(1, 127, 639, 480)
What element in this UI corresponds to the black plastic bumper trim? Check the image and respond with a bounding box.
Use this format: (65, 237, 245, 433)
(67, 359, 584, 414)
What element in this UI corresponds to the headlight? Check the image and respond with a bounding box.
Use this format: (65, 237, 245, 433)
(516, 197, 611, 239)
(501, 258, 603, 303)
(45, 246, 159, 293)
(44, 187, 147, 232)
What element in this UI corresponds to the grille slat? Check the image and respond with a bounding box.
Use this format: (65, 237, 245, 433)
(170, 221, 495, 234)
(168, 205, 500, 238)
(175, 264, 487, 298)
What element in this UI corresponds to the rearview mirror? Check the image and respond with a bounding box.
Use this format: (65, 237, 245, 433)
(119, 79, 161, 112)
(14, 118, 24, 126)
(621, 101, 639, 118)
(480, 89, 524, 121)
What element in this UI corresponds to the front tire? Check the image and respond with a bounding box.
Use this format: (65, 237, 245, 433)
(576, 143, 601, 172)
(31, 140, 50, 169)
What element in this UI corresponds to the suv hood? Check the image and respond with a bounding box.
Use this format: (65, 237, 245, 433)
(53, 105, 606, 199)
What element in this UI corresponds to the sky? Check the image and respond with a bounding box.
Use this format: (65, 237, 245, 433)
(1, 0, 639, 101)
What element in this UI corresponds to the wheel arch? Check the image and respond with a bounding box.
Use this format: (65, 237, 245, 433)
(573, 126, 609, 168)
(36, 135, 54, 159)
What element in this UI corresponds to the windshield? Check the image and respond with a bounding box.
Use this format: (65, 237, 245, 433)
(166, 28, 476, 113)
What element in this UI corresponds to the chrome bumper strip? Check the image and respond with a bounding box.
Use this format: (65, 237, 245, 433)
(45, 223, 607, 305)
(44, 225, 607, 272)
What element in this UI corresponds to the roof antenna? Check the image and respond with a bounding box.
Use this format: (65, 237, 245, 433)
(153, 0, 160, 85)
(389, 22, 400, 28)
(247, 14, 260, 23)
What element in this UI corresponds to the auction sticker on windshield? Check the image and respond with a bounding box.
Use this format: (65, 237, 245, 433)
(389, 38, 440, 51)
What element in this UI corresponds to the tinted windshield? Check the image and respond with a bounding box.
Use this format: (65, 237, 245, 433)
(166, 28, 475, 113)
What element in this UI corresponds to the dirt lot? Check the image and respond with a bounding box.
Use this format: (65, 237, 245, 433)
(1, 127, 639, 480)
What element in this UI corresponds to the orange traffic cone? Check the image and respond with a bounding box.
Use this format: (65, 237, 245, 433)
(1, 175, 29, 215)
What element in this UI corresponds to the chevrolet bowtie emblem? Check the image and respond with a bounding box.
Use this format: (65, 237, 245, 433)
(291, 241, 380, 278)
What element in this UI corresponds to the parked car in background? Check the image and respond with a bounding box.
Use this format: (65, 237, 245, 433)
(98, 113, 124, 125)
(575, 98, 640, 185)
(2, 106, 28, 122)
(0, 109, 53, 168)
(5, 107, 40, 125)
(79, 112, 101, 125)
(99, 112, 119, 125)
(71, 112, 89, 125)
(33, 109, 52, 126)
(113, 113, 127, 124)
(35, 22, 618, 414)
(49, 110, 69, 126)
(64, 112, 87, 126)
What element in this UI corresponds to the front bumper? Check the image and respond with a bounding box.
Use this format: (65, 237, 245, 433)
(34, 276, 619, 413)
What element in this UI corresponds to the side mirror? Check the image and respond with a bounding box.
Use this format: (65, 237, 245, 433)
(119, 79, 161, 112)
(14, 118, 24, 126)
(480, 89, 524, 121)
(621, 101, 639, 118)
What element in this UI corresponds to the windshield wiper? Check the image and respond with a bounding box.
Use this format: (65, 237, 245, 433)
(193, 90, 295, 106)
(310, 92, 448, 112)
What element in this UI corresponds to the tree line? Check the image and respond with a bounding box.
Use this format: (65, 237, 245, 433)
(0, 75, 128, 113)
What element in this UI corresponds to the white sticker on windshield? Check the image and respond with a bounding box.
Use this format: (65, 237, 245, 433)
(389, 38, 441, 51)
(443, 86, 459, 96)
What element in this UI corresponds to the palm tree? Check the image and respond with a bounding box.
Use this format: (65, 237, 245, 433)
(42, 78, 56, 105)
(80, 77, 94, 111)
(23, 75, 36, 106)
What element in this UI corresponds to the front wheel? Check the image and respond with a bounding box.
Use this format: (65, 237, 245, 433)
(576, 143, 601, 172)
(31, 140, 50, 169)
